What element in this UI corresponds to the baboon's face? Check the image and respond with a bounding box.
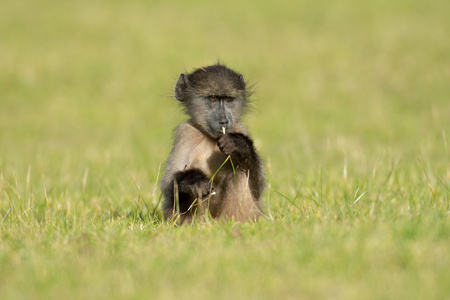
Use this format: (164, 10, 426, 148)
(202, 95, 237, 137)
(175, 65, 248, 139)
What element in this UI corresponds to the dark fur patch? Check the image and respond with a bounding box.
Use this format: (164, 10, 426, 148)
(189, 65, 246, 91)
(171, 169, 212, 214)
(217, 133, 255, 169)
(175, 64, 250, 102)
(217, 132, 265, 200)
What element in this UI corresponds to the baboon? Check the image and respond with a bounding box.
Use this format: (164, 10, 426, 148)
(161, 64, 265, 223)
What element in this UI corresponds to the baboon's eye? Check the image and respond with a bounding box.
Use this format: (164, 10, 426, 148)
(225, 97, 233, 102)
(209, 96, 218, 101)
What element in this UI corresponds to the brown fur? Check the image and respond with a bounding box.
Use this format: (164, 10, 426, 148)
(161, 64, 265, 223)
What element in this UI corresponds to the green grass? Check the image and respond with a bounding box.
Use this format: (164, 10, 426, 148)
(1, 0, 450, 299)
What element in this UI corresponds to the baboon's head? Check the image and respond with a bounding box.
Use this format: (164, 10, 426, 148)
(174, 64, 250, 139)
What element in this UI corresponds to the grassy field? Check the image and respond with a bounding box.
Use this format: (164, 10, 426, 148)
(1, 0, 450, 299)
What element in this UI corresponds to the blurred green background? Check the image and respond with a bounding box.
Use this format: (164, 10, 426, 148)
(1, 0, 449, 299)
(2, 0, 448, 180)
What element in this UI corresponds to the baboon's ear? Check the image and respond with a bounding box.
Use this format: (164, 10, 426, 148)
(175, 74, 189, 101)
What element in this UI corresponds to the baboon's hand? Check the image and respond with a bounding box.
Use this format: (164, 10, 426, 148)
(218, 133, 254, 168)
(174, 169, 213, 199)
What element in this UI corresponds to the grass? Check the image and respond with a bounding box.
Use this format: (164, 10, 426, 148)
(1, 0, 450, 299)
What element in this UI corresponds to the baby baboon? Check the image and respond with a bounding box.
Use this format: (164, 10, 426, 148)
(161, 64, 265, 223)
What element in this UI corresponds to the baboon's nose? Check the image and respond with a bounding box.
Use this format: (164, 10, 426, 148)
(219, 120, 228, 126)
